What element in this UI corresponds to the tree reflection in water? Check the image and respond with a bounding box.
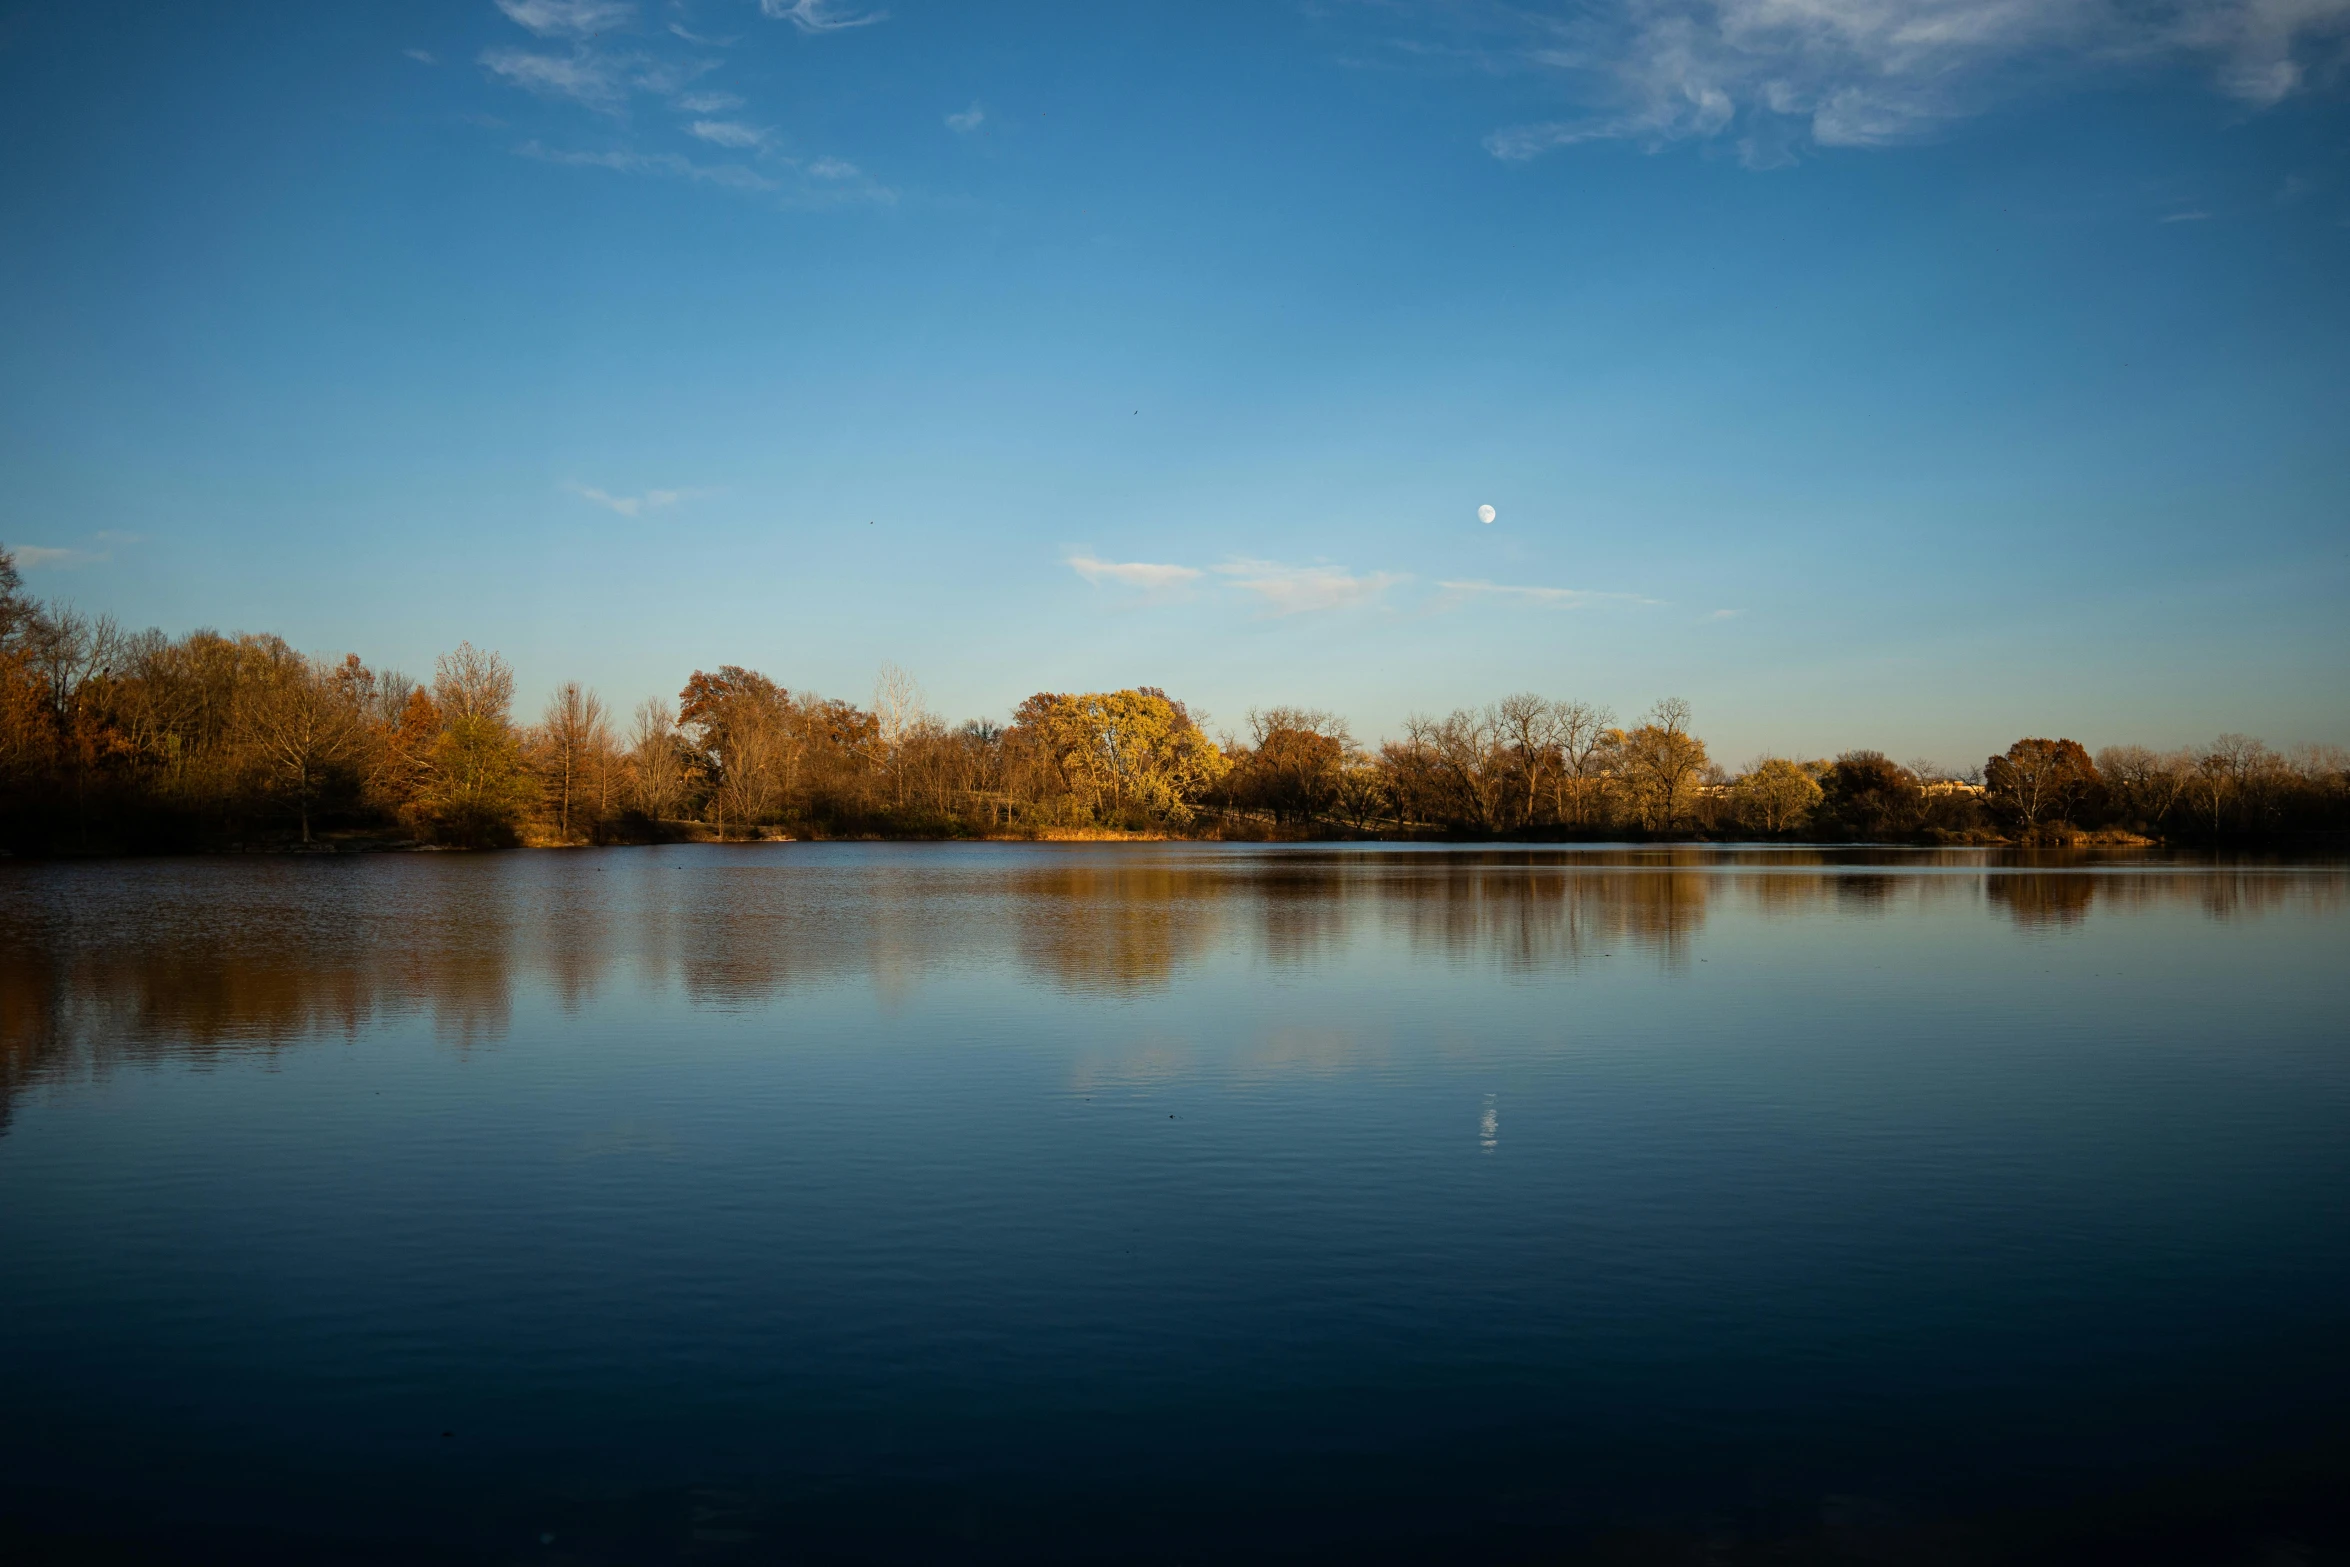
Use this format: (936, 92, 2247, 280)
(1, 846, 2340, 1134)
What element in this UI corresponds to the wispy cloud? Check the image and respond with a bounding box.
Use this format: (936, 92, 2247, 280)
(404, 48, 438, 64)
(8, 532, 134, 570)
(2161, 208, 2213, 221)
(566, 482, 718, 516)
(495, 0, 634, 38)
(1216, 559, 1406, 615)
(2169, 0, 2350, 102)
(688, 118, 770, 148)
(1068, 555, 1204, 591)
(481, 0, 887, 202)
(10, 546, 102, 569)
(1467, 0, 2350, 169)
(481, 46, 630, 110)
(760, 0, 887, 33)
(1069, 553, 1411, 612)
(1704, 607, 1740, 620)
(1436, 578, 1659, 609)
(946, 101, 985, 133)
(520, 139, 895, 201)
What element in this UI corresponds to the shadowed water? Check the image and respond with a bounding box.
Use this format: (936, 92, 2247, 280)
(2, 845, 2347, 1563)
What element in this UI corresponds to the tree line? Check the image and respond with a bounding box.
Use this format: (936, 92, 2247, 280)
(2, 552, 2343, 852)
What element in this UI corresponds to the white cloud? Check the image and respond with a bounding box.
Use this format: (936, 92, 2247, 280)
(481, 46, 628, 108)
(404, 48, 438, 64)
(1475, 0, 2350, 167)
(495, 0, 635, 39)
(9, 542, 113, 569)
(1436, 578, 1659, 608)
(1068, 555, 1204, 590)
(688, 119, 769, 148)
(806, 155, 861, 179)
(759, 0, 887, 33)
(1216, 558, 1406, 614)
(624, 55, 713, 97)
(675, 89, 744, 112)
(566, 482, 718, 516)
(946, 101, 985, 133)
(480, 38, 711, 111)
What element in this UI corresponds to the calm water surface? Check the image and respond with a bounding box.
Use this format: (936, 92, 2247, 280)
(3, 845, 2347, 1563)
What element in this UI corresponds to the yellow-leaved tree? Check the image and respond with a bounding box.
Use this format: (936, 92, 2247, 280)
(1011, 687, 1227, 826)
(405, 643, 533, 846)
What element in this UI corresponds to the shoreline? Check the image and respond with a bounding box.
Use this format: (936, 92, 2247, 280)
(28, 829, 2350, 863)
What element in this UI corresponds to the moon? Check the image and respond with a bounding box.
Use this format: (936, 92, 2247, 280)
(1477, 503, 1496, 525)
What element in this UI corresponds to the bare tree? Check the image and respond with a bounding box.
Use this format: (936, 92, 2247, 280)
(2098, 744, 2190, 831)
(539, 682, 611, 842)
(1404, 708, 1507, 830)
(1491, 693, 1563, 829)
(872, 663, 922, 749)
(433, 642, 514, 725)
(1552, 702, 1616, 826)
(370, 669, 417, 728)
(25, 606, 124, 726)
(627, 699, 688, 821)
(708, 707, 785, 829)
(240, 644, 365, 842)
(1239, 706, 1354, 824)
(872, 663, 925, 806)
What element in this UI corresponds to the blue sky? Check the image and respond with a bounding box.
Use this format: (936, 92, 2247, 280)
(3, 0, 2345, 766)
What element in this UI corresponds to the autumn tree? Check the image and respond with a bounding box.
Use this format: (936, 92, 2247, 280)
(1984, 737, 2101, 834)
(1818, 750, 1925, 839)
(1231, 707, 1352, 824)
(1730, 757, 1822, 834)
(1010, 688, 1227, 826)
(406, 643, 532, 846)
(1330, 750, 1391, 830)
(678, 666, 793, 829)
(1617, 699, 1709, 832)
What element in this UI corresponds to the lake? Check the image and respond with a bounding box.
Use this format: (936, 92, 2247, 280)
(3, 845, 2347, 1563)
